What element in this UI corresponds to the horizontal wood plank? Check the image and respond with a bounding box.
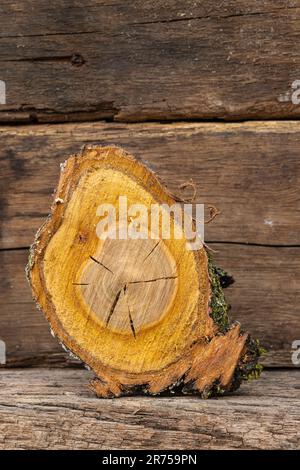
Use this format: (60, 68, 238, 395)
(1, 121, 300, 248)
(1, 245, 299, 368)
(0, 368, 299, 449)
(1, 1, 300, 122)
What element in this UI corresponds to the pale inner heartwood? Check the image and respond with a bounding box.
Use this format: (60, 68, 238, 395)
(80, 237, 178, 336)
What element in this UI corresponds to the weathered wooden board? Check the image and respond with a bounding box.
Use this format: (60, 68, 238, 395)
(0, 368, 299, 449)
(0, 1, 300, 122)
(1, 245, 299, 368)
(0, 248, 65, 366)
(1, 121, 300, 249)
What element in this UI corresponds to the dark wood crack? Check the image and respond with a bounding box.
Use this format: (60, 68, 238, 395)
(90, 255, 114, 274)
(129, 276, 177, 284)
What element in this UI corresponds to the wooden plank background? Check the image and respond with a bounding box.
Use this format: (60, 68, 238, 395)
(0, 3, 299, 370)
(1, 1, 300, 122)
(1, 121, 300, 248)
(1, 243, 298, 367)
(0, 122, 299, 367)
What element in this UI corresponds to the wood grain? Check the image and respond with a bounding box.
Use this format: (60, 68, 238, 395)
(1, 245, 299, 368)
(0, 368, 299, 449)
(1, 1, 300, 122)
(29, 145, 252, 398)
(1, 121, 300, 249)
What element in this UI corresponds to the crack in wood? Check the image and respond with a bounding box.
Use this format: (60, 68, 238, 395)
(89, 255, 114, 274)
(4, 240, 300, 254)
(106, 287, 123, 326)
(129, 276, 177, 284)
(129, 6, 300, 28)
(128, 306, 136, 339)
(142, 240, 160, 263)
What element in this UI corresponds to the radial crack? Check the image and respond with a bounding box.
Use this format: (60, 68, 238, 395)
(106, 288, 122, 326)
(90, 255, 114, 274)
(129, 275, 177, 284)
(128, 306, 136, 339)
(142, 240, 160, 263)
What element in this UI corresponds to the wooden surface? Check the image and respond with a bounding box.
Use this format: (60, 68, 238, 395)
(1, 121, 300, 249)
(0, 122, 300, 366)
(0, 368, 299, 449)
(1, 243, 299, 368)
(1, 1, 300, 122)
(1, 121, 299, 368)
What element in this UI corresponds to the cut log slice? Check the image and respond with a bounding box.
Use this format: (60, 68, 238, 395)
(27, 146, 261, 397)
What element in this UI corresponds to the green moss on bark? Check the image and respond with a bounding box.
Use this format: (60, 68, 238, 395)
(208, 257, 230, 333)
(207, 254, 264, 395)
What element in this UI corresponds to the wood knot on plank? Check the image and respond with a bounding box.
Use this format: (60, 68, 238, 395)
(71, 54, 85, 67)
